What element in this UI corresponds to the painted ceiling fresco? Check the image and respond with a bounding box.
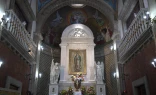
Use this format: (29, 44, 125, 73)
(41, 6, 113, 47)
(38, 0, 117, 11)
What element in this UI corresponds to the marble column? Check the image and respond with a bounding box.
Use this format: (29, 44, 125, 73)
(87, 44, 95, 82)
(112, 31, 122, 95)
(33, 32, 43, 95)
(59, 43, 67, 82)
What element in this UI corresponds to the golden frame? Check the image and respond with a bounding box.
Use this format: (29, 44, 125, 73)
(69, 49, 86, 75)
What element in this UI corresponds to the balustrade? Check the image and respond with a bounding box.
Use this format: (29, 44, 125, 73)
(2, 10, 36, 58)
(118, 8, 151, 59)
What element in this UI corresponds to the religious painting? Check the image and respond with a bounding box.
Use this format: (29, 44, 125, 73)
(67, 9, 87, 24)
(69, 49, 86, 75)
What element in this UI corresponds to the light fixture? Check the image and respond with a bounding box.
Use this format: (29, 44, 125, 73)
(143, 16, 147, 19)
(71, 4, 85, 8)
(113, 72, 116, 78)
(40, 46, 44, 50)
(113, 71, 119, 78)
(0, 61, 3, 67)
(6, 17, 10, 21)
(39, 73, 42, 78)
(113, 42, 116, 50)
(146, 11, 150, 15)
(110, 46, 114, 51)
(35, 71, 39, 79)
(151, 59, 156, 68)
(38, 44, 44, 51)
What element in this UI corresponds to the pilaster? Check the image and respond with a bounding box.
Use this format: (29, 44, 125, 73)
(111, 25, 122, 95)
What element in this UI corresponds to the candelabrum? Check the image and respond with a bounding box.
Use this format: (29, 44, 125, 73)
(71, 73, 84, 91)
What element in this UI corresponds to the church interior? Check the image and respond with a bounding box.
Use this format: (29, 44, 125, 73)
(0, 0, 156, 95)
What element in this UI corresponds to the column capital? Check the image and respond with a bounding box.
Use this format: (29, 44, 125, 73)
(59, 43, 68, 47)
(111, 32, 120, 41)
(87, 44, 96, 47)
(33, 32, 43, 41)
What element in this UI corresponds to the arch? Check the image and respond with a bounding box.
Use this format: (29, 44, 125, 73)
(36, 0, 115, 34)
(61, 24, 93, 38)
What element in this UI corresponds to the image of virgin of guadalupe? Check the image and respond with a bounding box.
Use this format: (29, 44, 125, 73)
(74, 53, 81, 72)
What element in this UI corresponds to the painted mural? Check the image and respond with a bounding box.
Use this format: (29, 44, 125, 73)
(38, 0, 52, 10)
(41, 6, 113, 47)
(68, 10, 87, 24)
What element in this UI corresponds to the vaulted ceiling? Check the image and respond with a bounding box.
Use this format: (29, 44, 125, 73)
(37, 0, 117, 47)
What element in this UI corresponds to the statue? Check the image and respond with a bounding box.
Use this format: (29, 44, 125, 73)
(50, 59, 60, 84)
(95, 61, 104, 83)
(74, 53, 81, 72)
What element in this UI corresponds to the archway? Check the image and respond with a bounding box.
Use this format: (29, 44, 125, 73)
(59, 24, 96, 91)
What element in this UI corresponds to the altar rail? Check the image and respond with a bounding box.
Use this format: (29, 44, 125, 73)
(118, 8, 152, 63)
(4, 10, 36, 58)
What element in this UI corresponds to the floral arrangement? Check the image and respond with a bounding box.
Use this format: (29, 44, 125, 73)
(71, 73, 84, 91)
(81, 86, 87, 95)
(87, 86, 96, 95)
(59, 90, 68, 95)
(68, 86, 74, 95)
(71, 73, 84, 82)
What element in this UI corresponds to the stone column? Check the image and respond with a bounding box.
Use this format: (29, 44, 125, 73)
(59, 43, 67, 82)
(33, 32, 43, 95)
(87, 44, 95, 82)
(111, 32, 122, 95)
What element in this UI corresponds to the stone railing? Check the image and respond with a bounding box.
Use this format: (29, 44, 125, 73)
(118, 8, 151, 60)
(3, 10, 36, 58)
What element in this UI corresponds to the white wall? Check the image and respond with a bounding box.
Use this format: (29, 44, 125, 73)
(0, 0, 9, 20)
(148, 0, 156, 19)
